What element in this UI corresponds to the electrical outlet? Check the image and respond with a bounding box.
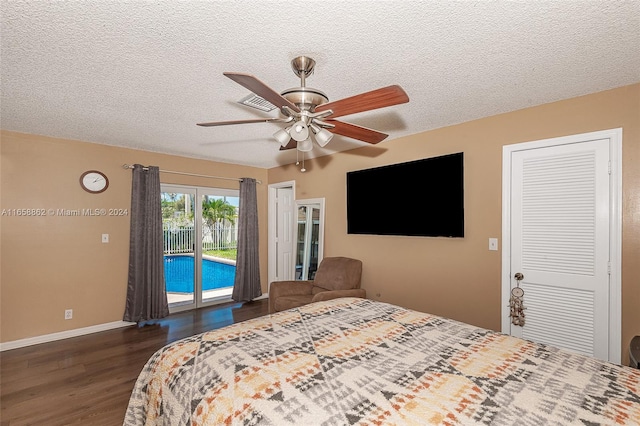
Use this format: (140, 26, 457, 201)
(64, 309, 73, 320)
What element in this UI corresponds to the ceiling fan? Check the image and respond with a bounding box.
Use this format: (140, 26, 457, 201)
(197, 56, 409, 152)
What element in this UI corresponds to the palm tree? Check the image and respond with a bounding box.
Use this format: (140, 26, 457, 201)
(202, 198, 236, 249)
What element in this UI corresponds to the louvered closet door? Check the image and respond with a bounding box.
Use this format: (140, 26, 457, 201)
(510, 139, 610, 360)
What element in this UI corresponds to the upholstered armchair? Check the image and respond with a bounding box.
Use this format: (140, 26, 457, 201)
(269, 256, 365, 313)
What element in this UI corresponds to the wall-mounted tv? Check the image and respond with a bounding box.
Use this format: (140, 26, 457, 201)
(346, 152, 464, 238)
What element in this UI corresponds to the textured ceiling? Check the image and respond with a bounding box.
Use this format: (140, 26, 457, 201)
(2, 1, 639, 168)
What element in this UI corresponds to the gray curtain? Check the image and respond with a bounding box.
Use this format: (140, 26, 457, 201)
(123, 164, 169, 322)
(232, 178, 262, 301)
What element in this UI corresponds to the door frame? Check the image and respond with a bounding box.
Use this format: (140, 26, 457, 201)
(501, 128, 622, 363)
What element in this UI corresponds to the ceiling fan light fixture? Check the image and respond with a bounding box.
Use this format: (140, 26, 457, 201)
(274, 128, 291, 146)
(297, 138, 313, 152)
(290, 121, 309, 142)
(314, 128, 334, 147)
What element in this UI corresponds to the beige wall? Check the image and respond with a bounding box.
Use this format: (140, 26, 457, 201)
(268, 83, 640, 365)
(0, 132, 268, 343)
(1, 84, 638, 365)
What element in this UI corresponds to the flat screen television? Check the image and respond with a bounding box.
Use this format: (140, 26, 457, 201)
(346, 152, 464, 237)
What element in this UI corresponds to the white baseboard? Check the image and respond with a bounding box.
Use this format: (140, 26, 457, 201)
(0, 320, 136, 352)
(1, 295, 269, 352)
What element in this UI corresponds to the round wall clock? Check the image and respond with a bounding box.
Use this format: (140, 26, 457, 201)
(80, 170, 109, 193)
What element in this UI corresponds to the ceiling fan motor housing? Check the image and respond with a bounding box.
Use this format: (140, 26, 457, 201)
(282, 56, 329, 112)
(281, 87, 328, 112)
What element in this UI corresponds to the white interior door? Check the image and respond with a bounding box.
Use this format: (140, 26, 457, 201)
(268, 181, 295, 287)
(276, 187, 295, 281)
(502, 129, 622, 363)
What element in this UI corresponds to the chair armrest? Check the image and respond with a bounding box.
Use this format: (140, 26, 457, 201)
(269, 280, 314, 313)
(312, 289, 366, 303)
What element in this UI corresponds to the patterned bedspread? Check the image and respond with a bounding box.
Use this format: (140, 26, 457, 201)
(124, 298, 640, 425)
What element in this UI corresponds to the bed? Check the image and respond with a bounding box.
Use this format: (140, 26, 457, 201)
(124, 297, 640, 425)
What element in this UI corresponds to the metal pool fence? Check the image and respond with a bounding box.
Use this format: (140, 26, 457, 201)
(163, 225, 237, 254)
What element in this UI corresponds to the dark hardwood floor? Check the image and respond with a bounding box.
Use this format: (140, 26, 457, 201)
(0, 299, 270, 426)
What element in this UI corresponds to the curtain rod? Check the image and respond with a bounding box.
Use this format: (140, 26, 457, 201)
(122, 164, 262, 184)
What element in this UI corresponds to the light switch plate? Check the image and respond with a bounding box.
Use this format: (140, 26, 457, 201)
(102, 234, 109, 243)
(489, 238, 498, 251)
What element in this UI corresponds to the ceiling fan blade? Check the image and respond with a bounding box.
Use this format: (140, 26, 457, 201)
(197, 117, 290, 127)
(314, 85, 409, 118)
(224, 72, 300, 113)
(327, 120, 388, 144)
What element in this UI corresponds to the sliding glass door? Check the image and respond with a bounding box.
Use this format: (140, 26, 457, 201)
(161, 184, 239, 312)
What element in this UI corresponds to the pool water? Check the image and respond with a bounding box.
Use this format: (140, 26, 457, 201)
(164, 255, 236, 293)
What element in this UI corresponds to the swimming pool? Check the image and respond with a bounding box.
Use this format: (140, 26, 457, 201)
(164, 255, 236, 293)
